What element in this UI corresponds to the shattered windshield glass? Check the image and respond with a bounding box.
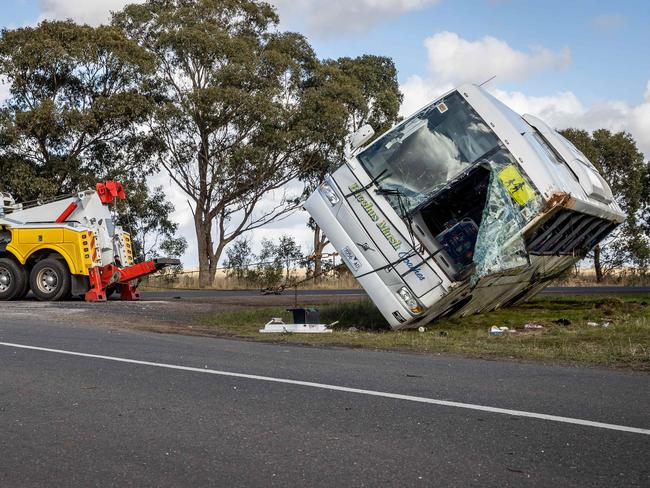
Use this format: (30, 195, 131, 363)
(357, 91, 500, 214)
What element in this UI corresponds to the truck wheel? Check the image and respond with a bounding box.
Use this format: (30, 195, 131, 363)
(0, 258, 27, 301)
(30, 259, 71, 301)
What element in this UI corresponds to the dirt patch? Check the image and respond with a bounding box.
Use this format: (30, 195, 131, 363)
(1, 293, 365, 337)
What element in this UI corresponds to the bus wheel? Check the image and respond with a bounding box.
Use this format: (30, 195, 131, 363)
(0, 257, 27, 301)
(30, 259, 71, 301)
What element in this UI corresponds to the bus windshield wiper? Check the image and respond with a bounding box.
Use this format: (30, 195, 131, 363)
(374, 187, 418, 250)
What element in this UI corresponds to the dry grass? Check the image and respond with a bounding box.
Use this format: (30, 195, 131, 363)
(142, 268, 361, 290)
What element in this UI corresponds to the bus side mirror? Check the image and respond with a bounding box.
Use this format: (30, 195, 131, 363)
(348, 124, 375, 152)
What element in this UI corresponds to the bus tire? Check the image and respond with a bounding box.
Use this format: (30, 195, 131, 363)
(30, 258, 71, 301)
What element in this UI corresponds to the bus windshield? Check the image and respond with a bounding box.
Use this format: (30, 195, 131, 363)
(357, 91, 501, 214)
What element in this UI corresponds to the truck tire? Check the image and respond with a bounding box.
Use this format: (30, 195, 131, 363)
(30, 258, 71, 301)
(16, 276, 30, 299)
(0, 257, 27, 301)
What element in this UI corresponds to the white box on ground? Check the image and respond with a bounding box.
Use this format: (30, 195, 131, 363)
(259, 319, 333, 334)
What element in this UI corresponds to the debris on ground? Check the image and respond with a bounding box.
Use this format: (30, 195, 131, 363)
(259, 318, 333, 334)
(524, 323, 544, 330)
(489, 326, 512, 336)
(418, 327, 426, 333)
(438, 331, 449, 337)
(260, 287, 284, 295)
(553, 318, 572, 326)
(588, 321, 612, 328)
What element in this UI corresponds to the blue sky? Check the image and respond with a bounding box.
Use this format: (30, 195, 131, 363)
(2, 0, 649, 265)
(304, 1, 650, 106)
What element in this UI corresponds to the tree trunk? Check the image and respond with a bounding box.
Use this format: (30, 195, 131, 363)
(194, 132, 215, 288)
(195, 208, 215, 288)
(594, 244, 603, 282)
(211, 241, 227, 288)
(312, 224, 329, 283)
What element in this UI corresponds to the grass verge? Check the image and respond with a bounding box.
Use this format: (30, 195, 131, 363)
(200, 295, 650, 370)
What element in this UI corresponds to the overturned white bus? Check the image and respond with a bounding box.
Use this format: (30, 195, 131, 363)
(305, 84, 625, 329)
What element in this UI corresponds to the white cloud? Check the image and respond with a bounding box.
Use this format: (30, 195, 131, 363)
(272, 0, 439, 36)
(423, 31, 571, 84)
(37, 0, 437, 34)
(38, 0, 141, 25)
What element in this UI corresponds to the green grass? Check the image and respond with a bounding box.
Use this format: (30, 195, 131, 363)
(200, 295, 650, 370)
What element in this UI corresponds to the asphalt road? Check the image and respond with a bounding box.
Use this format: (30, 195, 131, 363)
(0, 313, 648, 487)
(139, 286, 650, 300)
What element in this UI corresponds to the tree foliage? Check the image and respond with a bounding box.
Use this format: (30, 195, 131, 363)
(0, 20, 155, 197)
(223, 237, 256, 281)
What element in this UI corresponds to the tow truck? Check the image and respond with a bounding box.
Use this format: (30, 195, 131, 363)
(0, 181, 179, 301)
(305, 83, 625, 329)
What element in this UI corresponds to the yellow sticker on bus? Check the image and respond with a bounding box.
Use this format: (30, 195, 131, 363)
(498, 164, 535, 206)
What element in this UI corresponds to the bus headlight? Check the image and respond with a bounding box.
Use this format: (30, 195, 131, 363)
(397, 287, 423, 315)
(320, 182, 340, 206)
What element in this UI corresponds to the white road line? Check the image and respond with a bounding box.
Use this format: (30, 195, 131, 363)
(1, 341, 648, 436)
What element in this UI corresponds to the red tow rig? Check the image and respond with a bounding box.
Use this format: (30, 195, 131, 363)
(85, 258, 180, 302)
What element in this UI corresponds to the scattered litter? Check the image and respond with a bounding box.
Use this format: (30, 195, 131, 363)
(418, 326, 426, 333)
(588, 321, 612, 328)
(553, 318, 572, 326)
(524, 323, 544, 330)
(438, 331, 449, 337)
(489, 326, 510, 336)
(347, 327, 358, 332)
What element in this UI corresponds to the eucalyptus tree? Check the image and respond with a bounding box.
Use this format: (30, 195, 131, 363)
(115, 0, 330, 286)
(0, 20, 155, 198)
